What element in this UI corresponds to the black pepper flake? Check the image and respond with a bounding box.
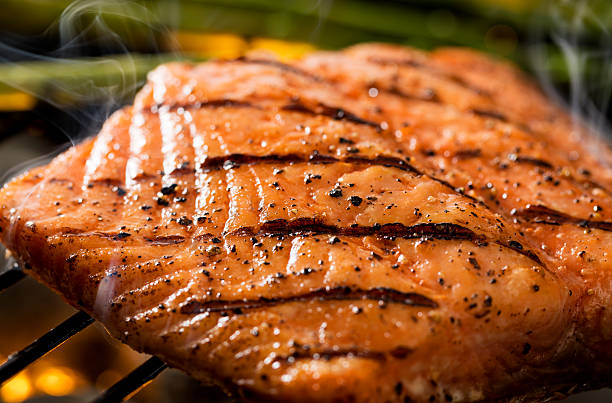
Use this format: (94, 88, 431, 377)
(349, 195, 363, 206)
(522, 343, 531, 354)
(212, 237, 222, 244)
(113, 186, 127, 196)
(155, 197, 169, 206)
(140, 205, 152, 211)
(483, 295, 492, 307)
(468, 257, 481, 270)
(354, 266, 361, 272)
(160, 183, 178, 195)
(273, 168, 284, 175)
(301, 267, 314, 275)
(329, 236, 340, 244)
(206, 245, 222, 256)
(532, 284, 540, 292)
(178, 216, 193, 226)
(338, 137, 354, 144)
(508, 240, 523, 250)
(114, 232, 131, 240)
(329, 188, 343, 198)
(346, 146, 360, 154)
(202, 270, 210, 277)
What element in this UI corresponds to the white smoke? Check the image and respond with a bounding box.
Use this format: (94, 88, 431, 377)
(529, 0, 612, 151)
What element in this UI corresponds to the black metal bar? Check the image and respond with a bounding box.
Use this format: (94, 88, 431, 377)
(0, 311, 94, 384)
(0, 265, 25, 292)
(91, 356, 168, 403)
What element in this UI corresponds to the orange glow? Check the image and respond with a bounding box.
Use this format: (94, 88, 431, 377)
(173, 32, 247, 59)
(250, 38, 316, 61)
(34, 366, 78, 396)
(1, 373, 33, 402)
(0, 92, 36, 112)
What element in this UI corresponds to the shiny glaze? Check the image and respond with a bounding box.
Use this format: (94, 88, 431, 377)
(1, 44, 611, 402)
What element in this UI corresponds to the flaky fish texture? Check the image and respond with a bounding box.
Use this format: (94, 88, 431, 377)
(2, 44, 612, 402)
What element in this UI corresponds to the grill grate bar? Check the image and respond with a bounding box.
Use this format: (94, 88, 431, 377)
(91, 356, 168, 403)
(0, 269, 168, 400)
(0, 311, 94, 384)
(0, 265, 25, 292)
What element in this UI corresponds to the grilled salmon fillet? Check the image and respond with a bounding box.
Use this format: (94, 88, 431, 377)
(2, 43, 612, 402)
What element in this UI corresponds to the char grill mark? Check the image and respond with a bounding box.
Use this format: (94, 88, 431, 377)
(151, 99, 257, 113)
(239, 220, 542, 264)
(179, 286, 438, 315)
(454, 149, 482, 159)
(383, 85, 441, 103)
(232, 57, 324, 82)
(471, 109, 508, 122)
(513, 156, 554, 169)
(248, 221, 477, 241)
(366, 56, 490, 96)
(276, 348, 386, 363)
(273, 345, 413, 364)
(147, 98, 381, 130)
(281, 102, 381, 130)
(517, 205, 612, 232)
(198, 154, 419, 174)
(144, 235, 186, 245)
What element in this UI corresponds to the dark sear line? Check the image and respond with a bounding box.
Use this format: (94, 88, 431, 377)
(471, 108, 508, 122)
(516, 204, 612, 232)
(232, 56, 325, 82)
(235, 220, 542, 265)
(383, 85, 440, 103)
(179, 286, 438, 315)
(273, 345, 413, 364)
(366, 56, 490, 96)
(144, 235, 186, 245)
(146, 98, 380, 130)
(281, 102, 381, 130)
(512, 155, 553, 169)
(151, 99, 257, 113)
(247, 221, 476, 240)
(453, 149, 482, 159)
(198, 153, 419, 174)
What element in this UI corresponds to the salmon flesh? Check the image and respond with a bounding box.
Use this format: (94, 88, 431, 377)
(2, 44, 612, 402)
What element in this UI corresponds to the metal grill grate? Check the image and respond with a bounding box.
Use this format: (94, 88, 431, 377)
(0, 265, 168, 402)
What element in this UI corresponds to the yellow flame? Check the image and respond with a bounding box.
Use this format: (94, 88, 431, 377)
(0, 373, 33, 403)
(34, 366, 77, 396)
(0, 92, 36, 112)
(173, 32, 247, 59)
(172, 31, 316, 61)
(250, 38, 316, 61)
